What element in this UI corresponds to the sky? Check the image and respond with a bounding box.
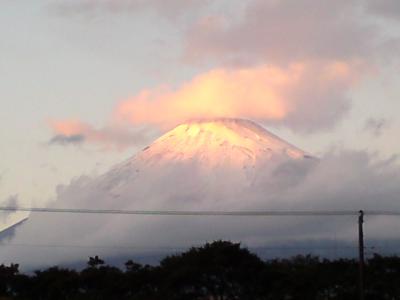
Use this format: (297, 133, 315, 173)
(1, 0, 400, 266)
(1, 0, 400, 204)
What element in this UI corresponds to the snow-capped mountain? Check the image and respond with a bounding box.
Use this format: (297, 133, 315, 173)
(1, 118, 399, 268)
(137, 118, 307, 166)
(98, 118, 312, 202)
(3, 118, 313, 225)
(0, 118, 318, 267)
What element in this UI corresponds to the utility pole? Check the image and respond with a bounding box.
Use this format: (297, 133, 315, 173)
(358, 210, 365, 300)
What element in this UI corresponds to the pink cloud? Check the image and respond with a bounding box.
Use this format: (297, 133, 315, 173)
(48, 59, 367, 150)
(114, 60, 365, 132)
(48, 119, 153, 150)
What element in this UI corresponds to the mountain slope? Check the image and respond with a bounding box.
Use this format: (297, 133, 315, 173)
(103, 118, 311, 191)
(137, 118, 307, 167)
(88, 119, 307, 205)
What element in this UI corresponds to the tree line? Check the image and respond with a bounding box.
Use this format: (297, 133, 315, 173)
(0, 240, 399, 300)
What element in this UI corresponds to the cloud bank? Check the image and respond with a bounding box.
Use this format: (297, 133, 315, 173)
(2, 146, 400, 268)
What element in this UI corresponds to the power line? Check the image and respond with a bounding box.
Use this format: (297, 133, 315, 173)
(2, 206, 359, 216)
(3, 207, 399, 300)
(1, 206, 400, 216)
(4, 242, 400, 254)
(0, 242, 363, 251)
(364, 210, 400, 216)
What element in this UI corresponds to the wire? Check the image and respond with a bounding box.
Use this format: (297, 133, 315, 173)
(4, 242, 398, 255)
(1, 206, 400, 216)
(0, 206, 367, 216)
(0, 242, 361, 251)
(364, 210, 400, 216)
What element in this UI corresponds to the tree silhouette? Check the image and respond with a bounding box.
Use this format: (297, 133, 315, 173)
(159, 240, 265, 299)
(1, 241, 400, 299)
(0, 263, 19, 297)
(87, 255, 105, 269)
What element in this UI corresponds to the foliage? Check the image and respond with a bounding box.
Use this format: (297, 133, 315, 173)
(0, 241, 399, 299)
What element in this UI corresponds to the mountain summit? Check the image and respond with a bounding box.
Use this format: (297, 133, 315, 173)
(135, 118, 307, 168)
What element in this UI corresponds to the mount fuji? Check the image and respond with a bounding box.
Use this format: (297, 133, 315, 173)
(0, 118, 320, 267)
(1, 118, 400, 268)
(98, 118, 313, 206)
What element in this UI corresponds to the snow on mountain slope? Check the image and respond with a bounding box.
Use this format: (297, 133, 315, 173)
(137, 118, 307, 167)
(100, 118, 312, 200)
